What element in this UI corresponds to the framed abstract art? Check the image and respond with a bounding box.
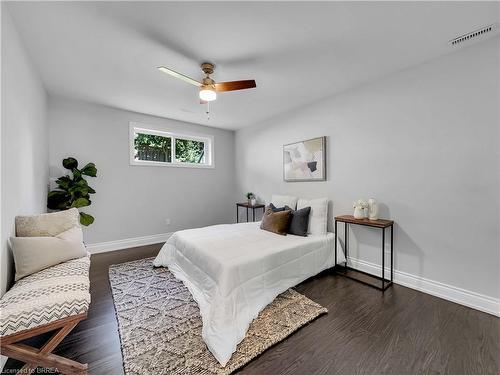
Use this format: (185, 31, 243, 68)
(283, 136, 326, 182)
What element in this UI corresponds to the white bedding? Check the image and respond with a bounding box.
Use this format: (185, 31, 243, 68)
(153, 221, 345, 366)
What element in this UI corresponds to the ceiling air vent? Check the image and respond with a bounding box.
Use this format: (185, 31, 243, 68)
(449, 24, 497, 46)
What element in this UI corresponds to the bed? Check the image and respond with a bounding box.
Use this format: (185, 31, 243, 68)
(153, 221, 345, 366)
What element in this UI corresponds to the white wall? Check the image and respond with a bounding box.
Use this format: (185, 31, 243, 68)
(48, 97, 236, 245)
(235, 38, 500, 302)
(1, 9, 49, 296)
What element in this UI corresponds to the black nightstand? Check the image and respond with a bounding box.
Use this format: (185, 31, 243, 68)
(236, 202, 265, 223)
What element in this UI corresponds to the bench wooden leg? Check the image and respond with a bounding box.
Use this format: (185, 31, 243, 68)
(0, 314, 88, 375)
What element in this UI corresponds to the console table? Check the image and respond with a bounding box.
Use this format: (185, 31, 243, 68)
(236, 202, 265, 223)
(334, 215, 394, 291)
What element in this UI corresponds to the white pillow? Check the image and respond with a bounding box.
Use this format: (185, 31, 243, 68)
(271, 195, 298, 210)
(297, 198, 328, 235)
(15, 208, 80, 237)
(10, 226, 86, 281)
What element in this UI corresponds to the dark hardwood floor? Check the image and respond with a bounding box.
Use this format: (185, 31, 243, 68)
(3, 244, 499, 374)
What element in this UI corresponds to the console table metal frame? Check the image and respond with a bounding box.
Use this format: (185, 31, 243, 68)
(334, 215, 394, 291)
(236, 202, 265, 223)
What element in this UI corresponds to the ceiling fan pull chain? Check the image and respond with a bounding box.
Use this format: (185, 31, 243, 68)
(206, 101, 210, 120)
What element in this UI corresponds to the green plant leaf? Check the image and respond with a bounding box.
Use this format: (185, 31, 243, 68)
(69, 179, 90, 195)
(55, 176, 72, 191)
(81, 163, 97, 177)
(74, 179, 89, 187)
(87, 186, 96, 194)
(71, 197, 91, 208)
(47, 190, 71, 210)
(63, 157, 78, 170)
(70, 186, 89, 197)
(73, 175, 84, 182)
(79, 212, 94, 226)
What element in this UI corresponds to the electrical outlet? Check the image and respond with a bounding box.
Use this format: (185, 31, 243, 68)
(165, 218, 171, 226)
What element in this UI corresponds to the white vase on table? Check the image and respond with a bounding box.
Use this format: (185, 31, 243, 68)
(250, 198, 256, 206)
(353, 207, 364, 219)
(368, 198, 379, 220)
(363, 207, 369, 218)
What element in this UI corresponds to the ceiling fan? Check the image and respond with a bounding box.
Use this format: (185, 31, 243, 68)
(157, 62, 256, 103)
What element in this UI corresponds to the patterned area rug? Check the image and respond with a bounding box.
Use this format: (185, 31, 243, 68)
(109, 258, 327, 375)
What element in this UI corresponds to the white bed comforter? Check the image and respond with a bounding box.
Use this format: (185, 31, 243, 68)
(153, 222, 345, 366)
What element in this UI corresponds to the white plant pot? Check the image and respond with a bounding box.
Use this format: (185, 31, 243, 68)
(353, 207, 364, 219)
(363, 207, 369, 218)
(250, 198, 256, 206)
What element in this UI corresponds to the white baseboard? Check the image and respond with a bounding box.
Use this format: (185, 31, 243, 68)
(85, 233, 172, 254)
(347, 257, 500, 317)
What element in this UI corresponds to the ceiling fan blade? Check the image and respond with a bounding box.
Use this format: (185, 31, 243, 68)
(157, 66, 201, 86)
(215, 80, 256, 92)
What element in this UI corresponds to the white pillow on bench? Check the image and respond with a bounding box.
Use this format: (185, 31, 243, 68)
(10, 226, 86, 281)
(15, 208, 80, 237)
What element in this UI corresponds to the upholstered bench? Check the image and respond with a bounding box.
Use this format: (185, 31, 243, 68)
(0, 255, 91, 374)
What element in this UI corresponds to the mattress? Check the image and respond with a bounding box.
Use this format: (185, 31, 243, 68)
(153, 221, 345, 366)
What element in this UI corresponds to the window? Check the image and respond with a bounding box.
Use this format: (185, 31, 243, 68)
(129, 123, 214, 168)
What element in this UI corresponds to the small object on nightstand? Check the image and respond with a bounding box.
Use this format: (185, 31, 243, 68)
(236, 202, 265, 223)
(352, 199, 368, 219)
(334, 215, 394, 291)
(368, 198, 379, 220)
(246, 192, 257, 206)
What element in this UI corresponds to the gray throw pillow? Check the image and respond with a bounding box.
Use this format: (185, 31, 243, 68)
(269, 203, 310, 236)
(268, 203, 290, 212)
(288, 206, 311, 236)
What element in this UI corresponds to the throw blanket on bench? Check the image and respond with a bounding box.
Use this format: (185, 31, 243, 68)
(0, 256, 91, 337)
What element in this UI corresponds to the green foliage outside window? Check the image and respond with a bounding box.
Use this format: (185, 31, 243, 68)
(134, 133, 205, 164)
(134, 133, 172, 162)
(175, 139, 205, 164)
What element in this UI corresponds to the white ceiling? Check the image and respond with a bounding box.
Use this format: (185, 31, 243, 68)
(6, 1, 500, 130)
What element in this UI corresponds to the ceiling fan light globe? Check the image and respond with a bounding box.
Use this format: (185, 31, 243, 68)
(199, 88, 217, 102)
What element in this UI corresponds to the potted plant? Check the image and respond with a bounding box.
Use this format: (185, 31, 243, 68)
(47, 157, 97, 226)
(353, 199, 368, 219)
(246, 192, 256, 206)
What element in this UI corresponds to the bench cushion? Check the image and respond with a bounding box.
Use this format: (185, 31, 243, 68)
(0, 256, 90, 337)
